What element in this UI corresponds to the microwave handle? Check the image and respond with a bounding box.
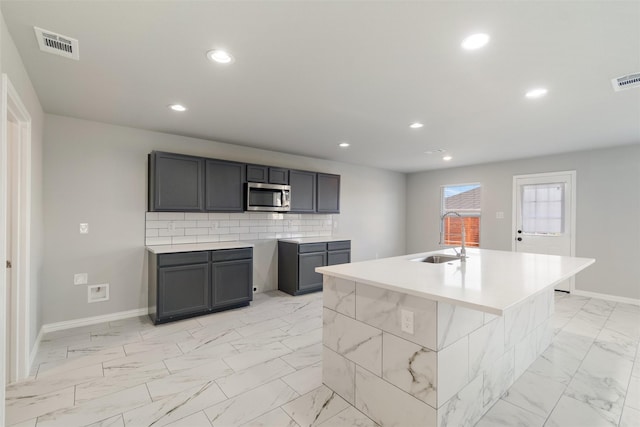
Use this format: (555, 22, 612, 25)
(283, 190, 291, 208)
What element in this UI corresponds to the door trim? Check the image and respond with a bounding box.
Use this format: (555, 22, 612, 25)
(1, 74, 33, 390)
(512, 171, 577, 290)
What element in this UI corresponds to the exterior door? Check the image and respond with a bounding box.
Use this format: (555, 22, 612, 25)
(513, 171, 576, 291)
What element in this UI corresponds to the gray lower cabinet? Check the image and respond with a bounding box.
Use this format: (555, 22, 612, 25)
(149, 152, 205, 211)
(149, 248, 253, 324)
(278, 240, 351, 296)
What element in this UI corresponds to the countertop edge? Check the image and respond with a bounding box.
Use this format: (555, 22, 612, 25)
(146, 242, 255, 254)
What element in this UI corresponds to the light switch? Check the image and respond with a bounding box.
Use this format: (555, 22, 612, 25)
(79, 223, 89, 234)
(74, 273, 88, 285)
(496, 211, 505, 219)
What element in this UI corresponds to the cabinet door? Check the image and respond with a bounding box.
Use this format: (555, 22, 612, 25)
(246, 164, 268, 183)
(269, 167, 289, 185)
(327, 250, 350, 266)
(298, 252, 326, 291)
(158, 263, 210, 320)
(317, 173, 340, 213)
(289, 170, 316, 213)
(150, 152, 204, 211)
(206, 159, 246, 212)
(212, 259, 253, 307)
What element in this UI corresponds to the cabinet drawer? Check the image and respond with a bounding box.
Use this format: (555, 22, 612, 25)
(298, 243, 327, 253)
(158, 251, 209, 267)
(327, 240, 350, 251)
(210, 248, 253, 262)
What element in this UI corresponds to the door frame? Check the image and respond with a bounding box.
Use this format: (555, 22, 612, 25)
(0, 73, 32, 392)
(511, 171, 577, 290)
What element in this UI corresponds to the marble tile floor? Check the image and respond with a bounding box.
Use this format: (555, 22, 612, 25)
(5, 290, 639, 427)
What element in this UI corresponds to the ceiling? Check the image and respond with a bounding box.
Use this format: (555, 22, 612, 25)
(2, 1, 639, 173)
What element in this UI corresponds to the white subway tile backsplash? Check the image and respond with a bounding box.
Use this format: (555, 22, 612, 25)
(220, 234, 241, 242)
(185, 213, 209, 220)
(146, 237, 172, 246)
(146, 212, 334, 245)
(158, 212, 185, 220)
(159, 229, 185, 237)
(197, 235, 220, 243)
(172, 236, 197, 244)
(146, 221, 169, 229)
(209, 213, 230, 220)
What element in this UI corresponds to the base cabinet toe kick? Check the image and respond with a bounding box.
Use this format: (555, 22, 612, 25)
(148, 247, 253, 324)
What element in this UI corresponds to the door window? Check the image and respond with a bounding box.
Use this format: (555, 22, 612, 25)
(521, 183, 565, 235)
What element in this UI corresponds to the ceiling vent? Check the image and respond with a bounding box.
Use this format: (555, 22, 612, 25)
(34, 26, 79, 60)
(611, 72, 640, 92)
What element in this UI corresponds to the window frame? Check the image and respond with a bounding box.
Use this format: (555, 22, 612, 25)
(440, 182, 482, 247)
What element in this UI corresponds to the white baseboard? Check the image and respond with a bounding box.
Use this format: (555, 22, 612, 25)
(571, 289, 640, 306)
(29, 327, 45, 370)
(41, 307, 149, 334)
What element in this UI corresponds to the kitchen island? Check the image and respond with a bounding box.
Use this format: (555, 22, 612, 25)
(316, 248, 594, 427)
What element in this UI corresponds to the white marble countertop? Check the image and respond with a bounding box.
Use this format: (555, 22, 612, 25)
(316, 248, 595, 315)
(278, 237, 351, 244)
(146, 241, 254, 254)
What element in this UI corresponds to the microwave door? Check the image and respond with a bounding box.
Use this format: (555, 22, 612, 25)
(274, 192, 282, 207)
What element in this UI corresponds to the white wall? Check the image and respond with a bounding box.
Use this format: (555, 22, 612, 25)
(407, 144, 640, 300)
(42, 114, 407, 324)
(0, 10, 45, 356)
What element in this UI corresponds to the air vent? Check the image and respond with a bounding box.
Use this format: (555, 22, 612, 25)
(34, 26, 79, 60)
(611, 72, 640, 92)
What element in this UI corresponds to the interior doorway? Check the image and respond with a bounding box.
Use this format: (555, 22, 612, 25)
(1, 73, 32, 407)
(512, 171, 576, 292)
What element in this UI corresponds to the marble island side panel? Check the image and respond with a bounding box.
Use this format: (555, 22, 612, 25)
(322, 275, 554, 427)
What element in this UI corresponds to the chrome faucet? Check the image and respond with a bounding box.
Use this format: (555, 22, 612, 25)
(440, 212, 466, 261)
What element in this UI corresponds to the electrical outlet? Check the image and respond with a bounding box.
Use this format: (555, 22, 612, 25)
(74, 273, 88, 285)
(79, 223, 89, 234)
(401, 309, 414, 334)
(167, 221, 176, 231)
(496, 211, 505, 219)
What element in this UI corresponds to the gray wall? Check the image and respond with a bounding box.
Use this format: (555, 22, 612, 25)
(407, 144, 640, 300)
(1, 11, 45, 352)
(42, 114, 407, 324)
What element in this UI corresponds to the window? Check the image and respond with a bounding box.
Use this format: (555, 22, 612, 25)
(521, 183, 564, 235)
(441, 183, 481, 247)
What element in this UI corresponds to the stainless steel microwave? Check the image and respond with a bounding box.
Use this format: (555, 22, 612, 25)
(246, 182, 291, 212)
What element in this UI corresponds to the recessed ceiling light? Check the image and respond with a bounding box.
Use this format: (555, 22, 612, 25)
(169, 104, 187, 112)
(525, 88, 548, 99)
(409, 122, 424, 129)
(207, 49, 234, 64)
(461, 33, 490, 50)
(338, 142, 350, 148)
(443, 155, 453, 161)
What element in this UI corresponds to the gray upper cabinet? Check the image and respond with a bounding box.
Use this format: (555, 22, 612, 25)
(268, 167, 289, 185)
(205, 159, 246, 212)
(317, 173, 340, 213)
(289, 169, 316, 213)
(149, 152, 205, 211)
(246, 164, 289, 185)
(246, 164, 268, 183)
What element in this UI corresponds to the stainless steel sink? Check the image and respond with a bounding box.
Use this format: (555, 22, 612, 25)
(412, 254, 462, 263)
